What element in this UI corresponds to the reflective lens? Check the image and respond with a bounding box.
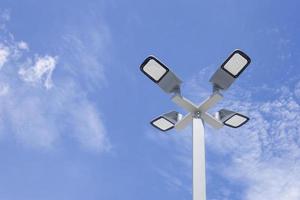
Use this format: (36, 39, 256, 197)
(224, 114, 249, 128)
(151, 117, 174, 131)
(140, 56, 169, 83)
(222, 50, 251, 78)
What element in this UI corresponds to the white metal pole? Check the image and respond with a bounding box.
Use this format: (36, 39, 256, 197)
(193, 117, 206, 200)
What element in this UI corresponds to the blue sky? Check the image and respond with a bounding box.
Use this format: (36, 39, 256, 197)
(0, 0, 300, 199)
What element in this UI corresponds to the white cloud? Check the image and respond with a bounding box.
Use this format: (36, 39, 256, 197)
(17, 41, 29, 50)
(5, 95, 59, 148)
(212, 88, 300, 199)
(214, 87, 300, 200)
(19, 55, 57, 89)
(0, 44, 10, 68)
(294, 81, 300, 99)
(0, 11, 110, 153)
(156, 168, 185, 192)
(0, 87, 110, 151)
(0, 82, 9, 96)
(60, 29, 109, 91)
(242, 163, 300, 200)
(0, 10, 10, 22)
(69, 101, 111, 152)
(0, 9, 10, 29)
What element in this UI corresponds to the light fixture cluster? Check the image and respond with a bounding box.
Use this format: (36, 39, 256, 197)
(140, 50, 251, 131)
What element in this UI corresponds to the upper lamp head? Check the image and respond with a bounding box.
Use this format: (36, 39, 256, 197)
(210, 50, 251, 90)
(140, 56, 182, 94)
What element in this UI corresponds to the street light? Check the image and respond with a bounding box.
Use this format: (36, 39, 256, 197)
(151, 111, 182, 131)
(140, 49, 251, 200)
(140, 56, 182, 94)
(217, 109, 249, 128)
(210, 50, 251, 90)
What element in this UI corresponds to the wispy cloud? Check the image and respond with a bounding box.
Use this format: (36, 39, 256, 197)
(17, 41, 29, 51)
(210, 85, 300, 200)
(0, 9, 10, 30)
(0, 44, 9, 68)
(59, 24, 110, 91)
(0, 12, 110, 153)
(68, 101, 111, 152)
(19, 55, 57, 89)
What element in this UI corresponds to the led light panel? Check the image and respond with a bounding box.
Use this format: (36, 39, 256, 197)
(140, 56, 169, 83)
(151, 117, 174, 131)
(224, 113, 249, 128)
(221, 50, 251, 78)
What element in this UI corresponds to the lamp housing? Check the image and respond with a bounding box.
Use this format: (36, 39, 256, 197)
(210, 50, 251, 90)
(140, 56, 182, 94)
(217, 109, 249, 128)
(150, 111, 182, 132)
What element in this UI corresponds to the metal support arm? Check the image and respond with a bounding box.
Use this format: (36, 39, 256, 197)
(172, 91, 224, 130)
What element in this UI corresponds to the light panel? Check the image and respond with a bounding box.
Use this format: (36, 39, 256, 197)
(221, 50, 251, 78)
(140, 56, 169, 83)
(151, 116, 174, 131)
(224, 113, 249, 128)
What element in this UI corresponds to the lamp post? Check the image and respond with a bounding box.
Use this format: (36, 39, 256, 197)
(140, 50, 251, 200)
